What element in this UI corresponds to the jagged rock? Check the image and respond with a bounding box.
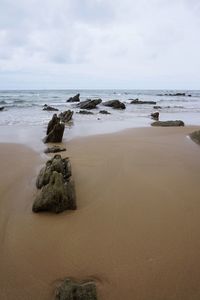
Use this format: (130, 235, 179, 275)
(77, 110, 94, 115)
(43, 104, 59, 111)
(99, 110, 111, 115)
(67, 93, 80, 102)
(189, 130, 200, 145)
(46, 114, 60, 135)
(32, 172, 76, 213)
(103, 100, 126, 109)
(151, 112, 159, 120)
(44, 146, 66, 154)
(55, 279, 97, 300)
(151, 120, 185, 127)
(0, 106, 5, 111)
(154, 106, 162, 109)
(130, 99, 156, 105)
(36, 155, 71, 189)
(44, 123, 65, 143)
(59, 110, 74, 123)
(78, 99, 102, 110)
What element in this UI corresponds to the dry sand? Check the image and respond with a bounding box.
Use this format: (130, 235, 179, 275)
(0, 127, 200, 299)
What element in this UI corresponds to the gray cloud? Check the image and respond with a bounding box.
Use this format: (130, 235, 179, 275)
(0, 0, 200, 89)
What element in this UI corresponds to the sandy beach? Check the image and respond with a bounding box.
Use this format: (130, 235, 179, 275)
(0, 126, 200, 299)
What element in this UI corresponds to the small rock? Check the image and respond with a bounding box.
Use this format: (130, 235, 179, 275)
(55, 278, 97, 300)
(103, 100, 126, 109)
(151, 112, 159, 120)
(66, 94, 80, 102)
(130, 99, 156, 105)
(59, 110, 73, 123)
(43, 105, 59, 111)
(0, 106, 5, 111)
(151, 120, 185, 127)
(77, 110, 94, 115)
(99, 110, 111, 115)
(44, 146, 66, 154)
(153, 106, 162, 109)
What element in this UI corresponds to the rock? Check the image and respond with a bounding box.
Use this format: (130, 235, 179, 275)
(158, 93, 186, 96)
(151, 120, 185, 127)
(55, 279, 97, 300)
(44, 146, 66, 154)
(59, 110, 74, 123)
(77, 110, 94, 115)
(78, 99, 102, 110)
(151, 112, 159, 120)
(130, 99, 156, 105)
(43, 105, 59, 111)
(99, 110, 111, 115)
(44, 123, 65, 143)
(153, 106, 162, 109)
(103, 100, 126, 109)
(66, 93, 80, 102)
(36, 154, 71, 189)
(46, 114, 60, 135)
(189, 130, 200, 145)
(32, 171, 76, 213)
(0, 106, 5, 111)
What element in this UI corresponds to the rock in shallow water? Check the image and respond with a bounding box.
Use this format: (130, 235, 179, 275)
(66, 93, 80, 102)
(151, 120, 185, 127)
(77, 99, 102, 110)
(103, 100, 125, 109)
(43, 104, 59, 111)
(131, 99, 156, 105)
(59, 110, 74, 123)
(55, 279, 97, 300)
(44, 146, 66, 154)
(44, 114, 65, 143)
(151, 112, 159, 120)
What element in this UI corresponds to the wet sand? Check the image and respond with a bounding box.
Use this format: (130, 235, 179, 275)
(0, 127, 200, 299)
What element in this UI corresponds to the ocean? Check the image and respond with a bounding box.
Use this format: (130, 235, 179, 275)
(0, 89, 200, 141)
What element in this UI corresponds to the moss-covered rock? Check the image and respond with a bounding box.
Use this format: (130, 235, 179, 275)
(189, 130, 200, 145)
(55, 279, 97, 300)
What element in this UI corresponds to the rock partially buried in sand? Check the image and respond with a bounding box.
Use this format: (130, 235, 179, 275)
(66, 93, 80, 102)
(103, 100, 126, 109)
(33, 172, 76, 213)
(44, 146, 66, 154)
(189, 130, 200, 145)
(55, 279, 97, 300)
(77, 99, 102, 110)
(59, 110, 74, 123)
(44, 123, 65, 143)
(36, 155, 71, 189)
(151, 112, 159, 121)
(130, 99, 156, 105)
(43, 104, 59, 111)
(151, 120, 185, 127)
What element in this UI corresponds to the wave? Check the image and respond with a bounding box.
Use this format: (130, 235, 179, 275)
(0, 100, 7, 105)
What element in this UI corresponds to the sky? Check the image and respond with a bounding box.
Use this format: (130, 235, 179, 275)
(0, 0, 200, 90)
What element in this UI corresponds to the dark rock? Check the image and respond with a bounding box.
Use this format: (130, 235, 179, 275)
(32, 171, 76, 213)
(55, 279, 97, 300)
(46, 114, 60, 135)
(36, 154, 71, 189)
(43, 105, 59, 111)
(44, 146, 66, 154)
(103, 100, 126, 109)
(78, 99, 102, 110)
(189, 130, 200, 145)
(151, 112, 159, 120)
(44, 123, 65, 143)
(77, 110, 94, 115)
(158, 93, 186, 96)
(151, 120, 185, 127)
(153, 106, 162, 109)
(130, 99, 156, 105)
(0, 106, 5, 111)
(66, 93, 80, 103)
(59, 110, 74, 123)
(99, 110, 111, 115)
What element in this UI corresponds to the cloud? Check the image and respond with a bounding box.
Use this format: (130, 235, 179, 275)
(0, 0, 200, 89)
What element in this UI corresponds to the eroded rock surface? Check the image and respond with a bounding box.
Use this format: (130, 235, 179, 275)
(59, 110, 74, 123)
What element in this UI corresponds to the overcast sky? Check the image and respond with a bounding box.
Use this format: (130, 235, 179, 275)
(0, 0, 200, 89)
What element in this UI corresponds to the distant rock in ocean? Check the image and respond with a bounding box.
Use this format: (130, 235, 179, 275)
(130, 99, 156, 105)
(0, 106, 5, 111)
(77, 99, 102, 110)
(103, 100, 126, 109)
(66, 93, 80, 102)
(43, 104, 59, 111)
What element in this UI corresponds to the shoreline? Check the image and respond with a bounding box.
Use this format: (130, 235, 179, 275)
(0, 127, 200, 299)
